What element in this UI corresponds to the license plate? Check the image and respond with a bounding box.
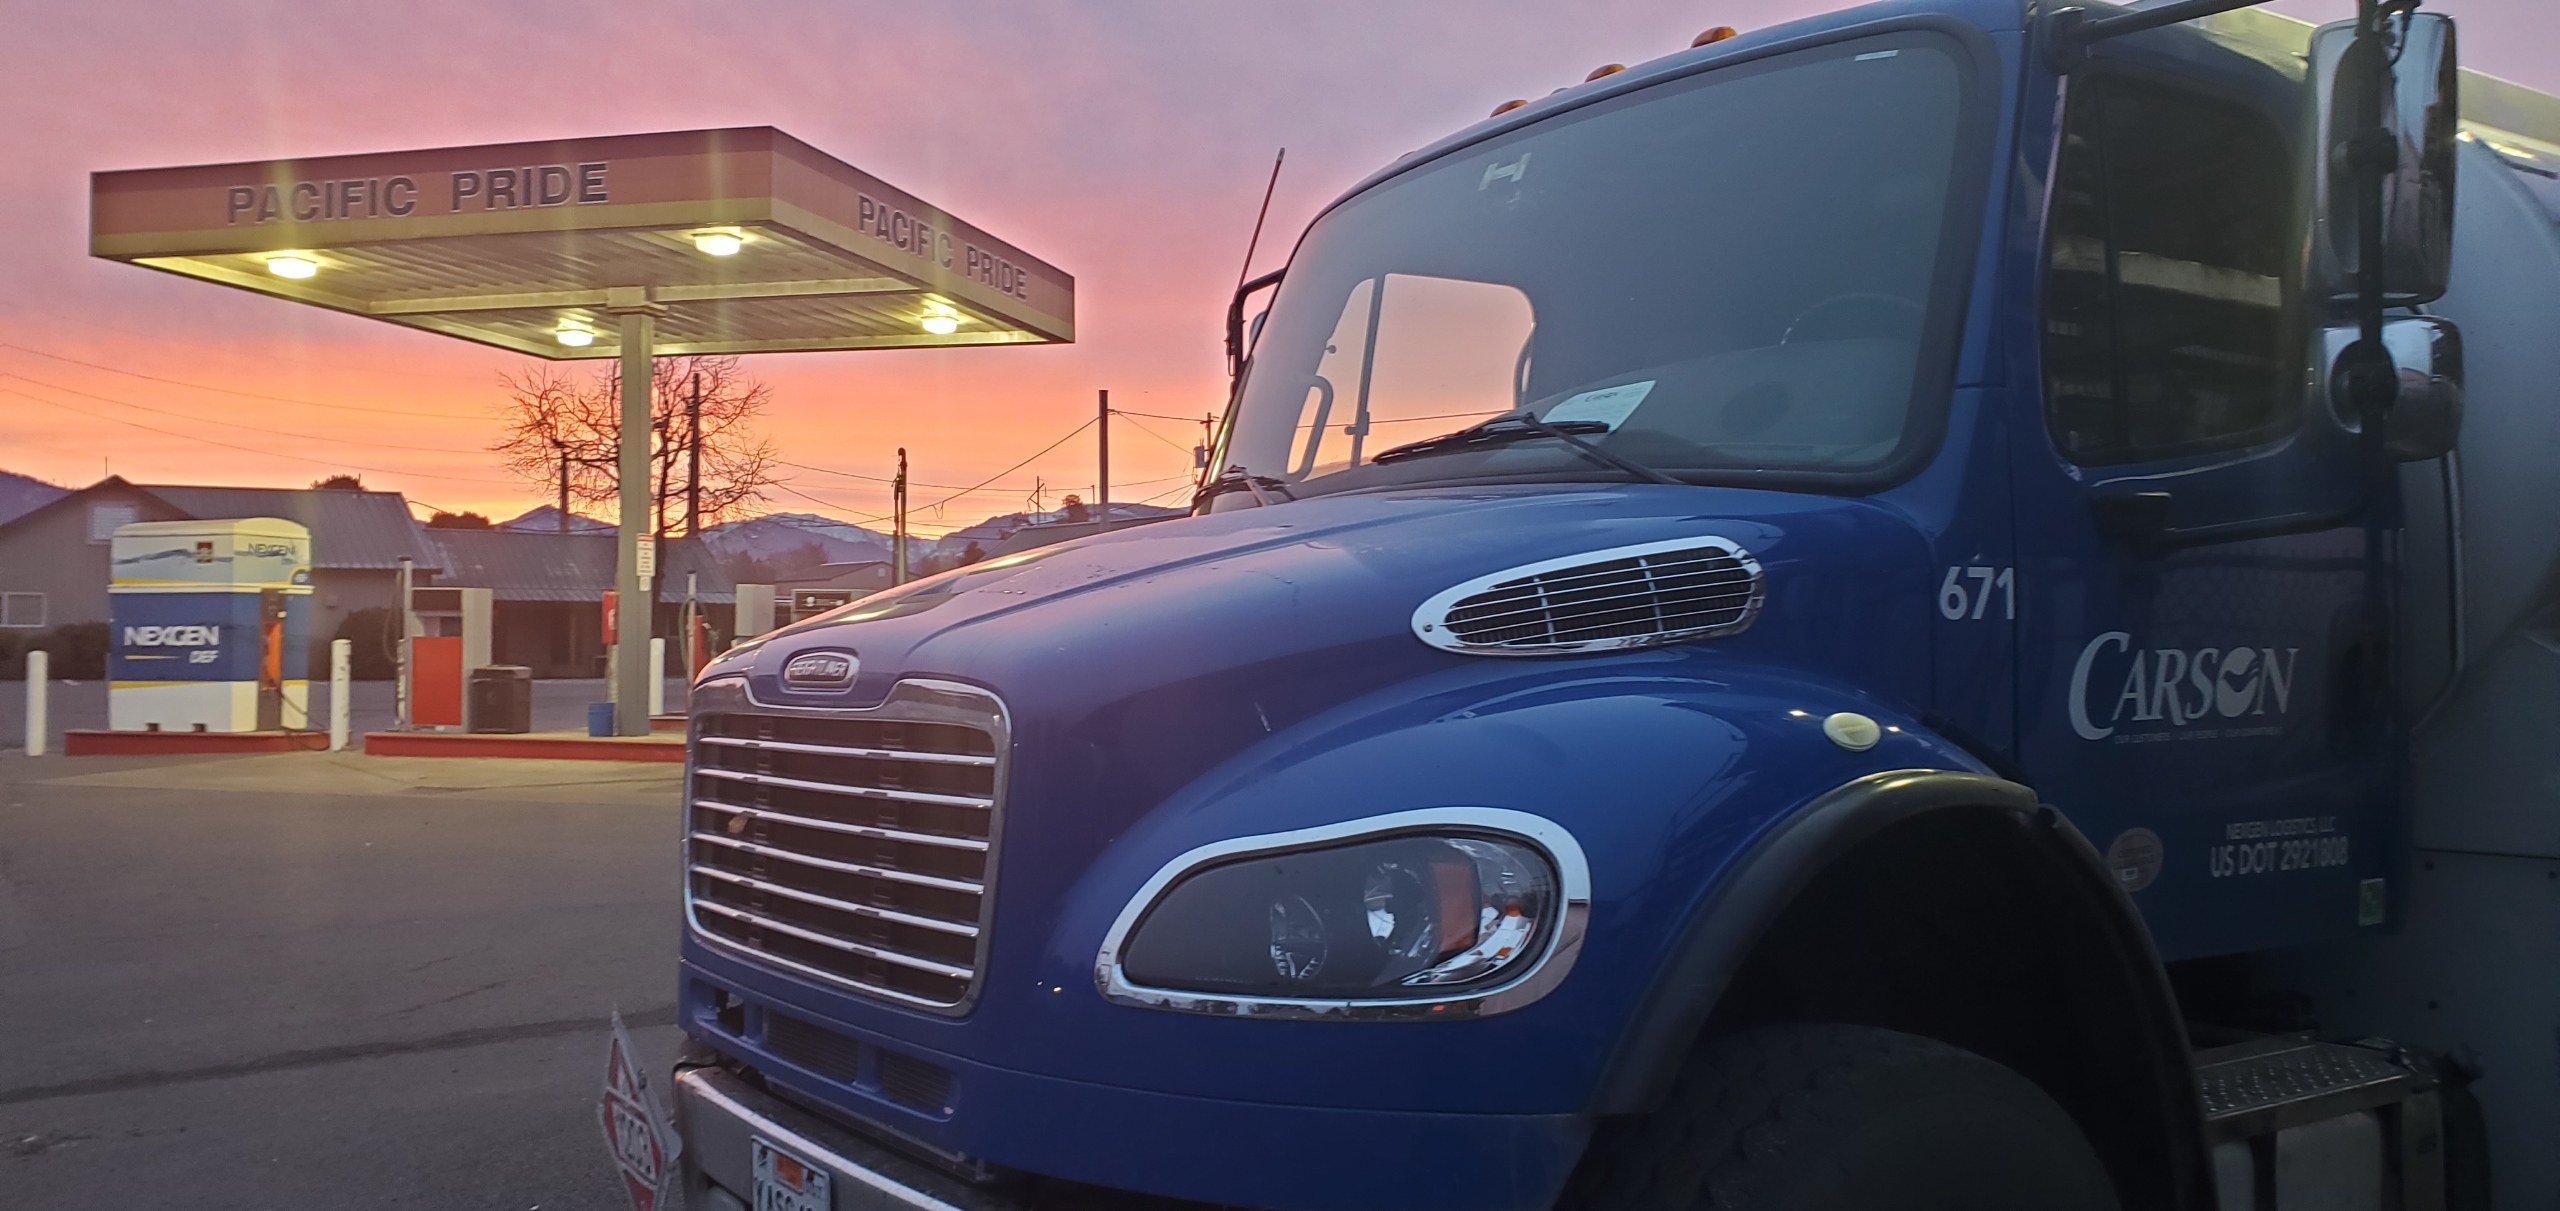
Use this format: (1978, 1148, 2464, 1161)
(751, 1137, 832, 1211)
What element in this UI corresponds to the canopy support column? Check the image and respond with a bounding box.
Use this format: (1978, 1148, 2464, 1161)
(610, 293, 663, 737)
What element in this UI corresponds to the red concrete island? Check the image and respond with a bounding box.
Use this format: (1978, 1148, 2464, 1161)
(63, 729, 334, 756)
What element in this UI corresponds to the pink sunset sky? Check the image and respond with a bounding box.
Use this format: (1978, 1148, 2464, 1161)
(3, 0, 2552, 535)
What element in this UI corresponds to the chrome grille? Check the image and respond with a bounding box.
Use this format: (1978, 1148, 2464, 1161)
(1414, 538, 1764, 656)
(685, 679, 1005, 1012)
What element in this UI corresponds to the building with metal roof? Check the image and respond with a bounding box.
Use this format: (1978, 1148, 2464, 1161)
(0, 476, 440, 647)
(421, 527, 731, 677)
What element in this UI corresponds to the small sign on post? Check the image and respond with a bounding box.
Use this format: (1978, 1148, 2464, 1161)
(636, 536, 658, 581)
(598, 1010, 681, 1211)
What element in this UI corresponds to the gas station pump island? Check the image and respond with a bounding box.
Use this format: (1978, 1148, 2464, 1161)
(88, 127, 1074, 734)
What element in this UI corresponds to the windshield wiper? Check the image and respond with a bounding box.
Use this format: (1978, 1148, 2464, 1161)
(1369, 409, 1682, 485)
(1194, 465, 1299, 510)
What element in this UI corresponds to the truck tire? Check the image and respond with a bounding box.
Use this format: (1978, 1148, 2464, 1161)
(1560, 1024, 2118, 1211)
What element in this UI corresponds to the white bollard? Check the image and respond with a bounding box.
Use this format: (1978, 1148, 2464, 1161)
(329, 638, 351, 752)
(24, 649, 46, 758)
(648, 637, 666, 719)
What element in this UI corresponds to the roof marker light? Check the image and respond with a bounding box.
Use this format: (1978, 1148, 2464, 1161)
(1585, 63, 1626, 82)
(691, 229, 744, 256)
(1693, 26, 1739, 47)
(265, 254, 319, 280)
(1491, 99, 1529, 117)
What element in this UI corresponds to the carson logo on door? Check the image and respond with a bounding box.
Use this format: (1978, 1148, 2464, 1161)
(2066, 632, 2302, 742)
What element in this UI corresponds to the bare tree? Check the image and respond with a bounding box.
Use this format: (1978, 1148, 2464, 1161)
(491, 355, 784, 535)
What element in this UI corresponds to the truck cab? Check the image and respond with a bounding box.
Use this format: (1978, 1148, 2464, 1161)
(671, 3, 2560, 1209)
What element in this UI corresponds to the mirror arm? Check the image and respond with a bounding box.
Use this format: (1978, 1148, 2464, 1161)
(1226, 268, 1286, 381)
(2338, 0, 2416, 458)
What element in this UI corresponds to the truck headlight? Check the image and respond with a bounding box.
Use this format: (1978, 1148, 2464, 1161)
(1097, 810, 1590, 1018)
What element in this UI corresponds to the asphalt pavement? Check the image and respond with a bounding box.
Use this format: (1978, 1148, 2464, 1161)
(0, 749, 688, 1210)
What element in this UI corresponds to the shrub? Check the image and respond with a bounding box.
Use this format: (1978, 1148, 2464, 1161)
(335, 608, 402, 680)
(28, 623, 107, 680)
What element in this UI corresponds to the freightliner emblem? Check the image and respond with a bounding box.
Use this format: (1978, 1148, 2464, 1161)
(781, 649, 858, 691)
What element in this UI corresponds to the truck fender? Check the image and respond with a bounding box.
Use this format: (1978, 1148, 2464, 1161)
(1586, 769, 2211, 1211)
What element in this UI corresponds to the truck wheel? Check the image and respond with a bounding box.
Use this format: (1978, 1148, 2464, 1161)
(1561, 1024, 2118, 1211)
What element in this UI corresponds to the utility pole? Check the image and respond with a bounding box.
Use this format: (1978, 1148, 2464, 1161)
(893, 448, 909, 585)
(684, 371, 703, 536)
(1097, 389, 1111, 533)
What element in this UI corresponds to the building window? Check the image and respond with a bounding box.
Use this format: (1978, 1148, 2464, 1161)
(2041, 72, 2302, 466)
(1, 592, 44, 628)
(89, 502, 138, 544)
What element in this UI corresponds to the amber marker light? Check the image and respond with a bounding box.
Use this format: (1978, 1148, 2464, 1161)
(1491, 99, 1529, 117)
(1693, 25, 1739, 46)
(265, 254, 319, 280)
(1585, 63, 1627, 81)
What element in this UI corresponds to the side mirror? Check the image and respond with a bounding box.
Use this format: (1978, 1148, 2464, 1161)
(2309, 13, 2459, 307)
(2326, 317, 2463, 461)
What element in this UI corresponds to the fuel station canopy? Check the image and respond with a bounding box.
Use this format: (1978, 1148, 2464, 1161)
(90, 126, 1073, 738)
(89, 126, 1073, 357)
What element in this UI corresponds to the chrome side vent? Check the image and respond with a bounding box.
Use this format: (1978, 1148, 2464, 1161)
(1413, 537, 1764, 656)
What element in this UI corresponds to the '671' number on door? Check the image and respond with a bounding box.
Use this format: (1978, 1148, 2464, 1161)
(1939, 566, 2014, 621)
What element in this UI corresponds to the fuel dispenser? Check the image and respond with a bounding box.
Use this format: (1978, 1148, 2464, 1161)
(107, 518, 311, 733)
(404, 586, 491, 729)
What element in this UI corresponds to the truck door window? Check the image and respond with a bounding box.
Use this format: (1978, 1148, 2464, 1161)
(2041, 74, 2301, 466)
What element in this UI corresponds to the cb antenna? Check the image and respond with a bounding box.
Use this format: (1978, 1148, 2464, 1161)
(1236, 148, 1286, 297)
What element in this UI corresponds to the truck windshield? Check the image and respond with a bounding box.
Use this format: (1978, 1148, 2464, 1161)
(1221, 33, 1977, 500)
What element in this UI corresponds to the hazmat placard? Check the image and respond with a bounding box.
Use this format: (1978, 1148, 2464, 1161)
(597, 1010, 681, 1211)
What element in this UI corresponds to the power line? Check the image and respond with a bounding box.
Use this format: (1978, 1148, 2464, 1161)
(0, 387, 517, 486)
(1109, 408, 1208, 423)
(777, 458, 1064, 494)
(0, 341, 484, 420)
(1112, 412, 1195, 457)
(1, 371, 492, 455)
(913, 418, 1098, 515)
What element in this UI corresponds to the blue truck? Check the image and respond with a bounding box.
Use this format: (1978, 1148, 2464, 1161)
(669, 2, 2560, 1208)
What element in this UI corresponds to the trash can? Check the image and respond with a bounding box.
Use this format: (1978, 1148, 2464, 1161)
(466, 665, 533, 734)
(587, 701, 616, 737)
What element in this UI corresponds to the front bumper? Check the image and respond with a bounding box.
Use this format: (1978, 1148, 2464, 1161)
(673, 1032, 1588, 1211)
(677, 1065, 1015, 1211)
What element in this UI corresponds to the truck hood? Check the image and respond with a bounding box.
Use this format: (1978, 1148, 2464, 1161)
(705, 482, 1934, 803)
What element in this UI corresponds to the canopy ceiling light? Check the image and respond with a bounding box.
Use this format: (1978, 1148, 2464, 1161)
(264, 254, 318, 279)
(691, 228, 744, 257)
(554, 321, 595, 348)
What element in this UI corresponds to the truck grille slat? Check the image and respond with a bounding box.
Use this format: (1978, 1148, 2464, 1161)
(692, 900, 976, 980)
(693, 801, 990, 852)
(690, 832, 985, 894)
(689, 866, 981, 937)
(687, 689, 1006, 1013)
(696, 765, 994, 810)
(1415, 538, 1766, 656)
(698, 735, 997, 768)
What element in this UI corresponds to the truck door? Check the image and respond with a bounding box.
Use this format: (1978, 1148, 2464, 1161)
(2011, 61, 2396, 960)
